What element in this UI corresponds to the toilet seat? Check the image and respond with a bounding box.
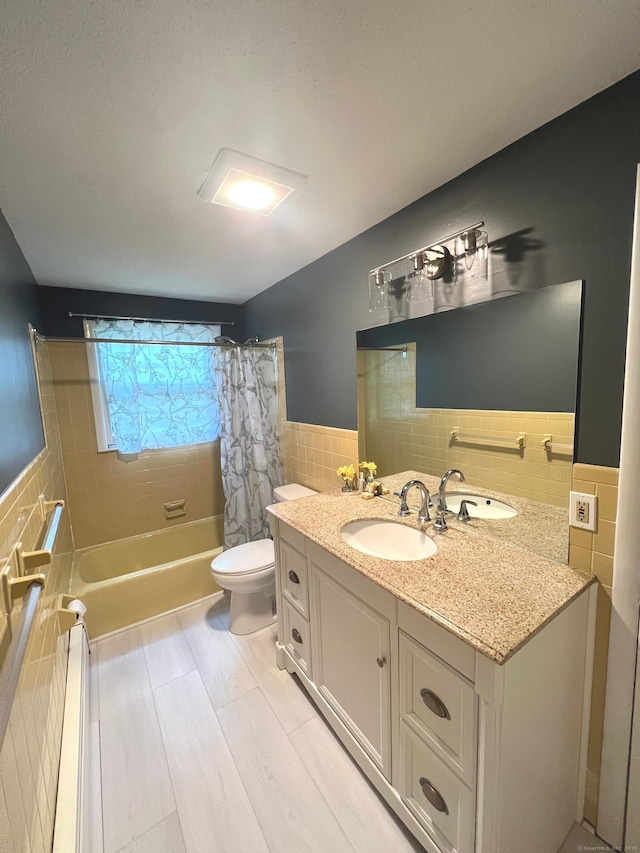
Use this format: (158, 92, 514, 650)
(211, 539, 275, 576)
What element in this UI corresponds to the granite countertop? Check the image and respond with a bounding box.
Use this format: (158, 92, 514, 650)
(376, 471, 570, 564)
(267, 471, 593, 665)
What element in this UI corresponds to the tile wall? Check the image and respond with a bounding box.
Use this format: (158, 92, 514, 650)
(359, 347, 574, 507)
(568, 463, 619, 827)
(280, 422, 359, 493)
(0, 341, 74, 852)
(49, 343, 225, 550)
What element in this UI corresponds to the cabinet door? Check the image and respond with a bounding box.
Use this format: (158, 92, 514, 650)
(311, 564, 391, 777)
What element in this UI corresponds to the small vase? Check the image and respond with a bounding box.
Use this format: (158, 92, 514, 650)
(366, 471, 375, 485)
(342, 479, 354, 493)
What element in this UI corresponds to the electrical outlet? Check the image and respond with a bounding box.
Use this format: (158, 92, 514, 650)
(569, 491, 597, 532)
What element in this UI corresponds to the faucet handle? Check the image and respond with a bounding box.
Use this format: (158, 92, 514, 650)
(394, 492, 411, 518)
(433, 510, 448, 532)
(456, 499, 477, 522)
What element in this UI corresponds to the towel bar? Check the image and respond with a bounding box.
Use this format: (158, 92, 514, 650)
(450, 429, 526, 450)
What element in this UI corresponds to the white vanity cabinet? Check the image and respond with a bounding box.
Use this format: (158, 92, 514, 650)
(271, 518, 595, 853)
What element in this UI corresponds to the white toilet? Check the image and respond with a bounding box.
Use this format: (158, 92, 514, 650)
(211, 483, 317, 635)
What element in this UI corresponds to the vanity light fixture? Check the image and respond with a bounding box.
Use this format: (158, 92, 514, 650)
(368, 221, 488, 311)
(198, 149, 307, 215)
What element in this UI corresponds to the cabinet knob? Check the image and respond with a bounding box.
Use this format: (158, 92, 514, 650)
(419, 777, 449, 815)
(288, 570, 300, 585)
(420, 688, 450, 720)
(376, 657, 386, 668)
(291, 628, 303, 645)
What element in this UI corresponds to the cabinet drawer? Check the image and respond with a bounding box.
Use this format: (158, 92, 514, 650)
(400, 723, 475, 853)
(282, 599, 312, 678)
(279, 521, 307, 555)
(398, 601, 475, 681)
(279, 540, 309, 617)
(399, 632, 476, 785)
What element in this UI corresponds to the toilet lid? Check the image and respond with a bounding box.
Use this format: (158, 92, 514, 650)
(273, 484, 317, 502)
(211, 539, 275, 575)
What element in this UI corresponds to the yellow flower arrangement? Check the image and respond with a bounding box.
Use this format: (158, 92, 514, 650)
(359, 460, 377, 476)
(336, 464, 356, 481)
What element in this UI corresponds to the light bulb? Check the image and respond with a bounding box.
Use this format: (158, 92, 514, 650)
(226, 180, 277, 211)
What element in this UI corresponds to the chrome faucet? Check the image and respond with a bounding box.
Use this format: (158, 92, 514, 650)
(437, 469, 465, 512)
(394, 479, 431, 523)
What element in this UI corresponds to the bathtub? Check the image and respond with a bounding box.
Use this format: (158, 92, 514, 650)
(70, 516, 223, 637)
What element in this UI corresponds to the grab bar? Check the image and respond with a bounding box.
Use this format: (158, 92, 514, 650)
(541, 436, 574, 455)
(0, 581, 44, 752)
(42, 501, 64, 553)
(450, 429, 526, 450)
(19, 500, 65, 573)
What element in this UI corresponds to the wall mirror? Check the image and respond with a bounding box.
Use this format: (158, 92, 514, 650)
(356, 280, 583, 563)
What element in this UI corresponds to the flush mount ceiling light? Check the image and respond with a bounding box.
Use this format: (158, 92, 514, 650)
(197, 149, 307, 215)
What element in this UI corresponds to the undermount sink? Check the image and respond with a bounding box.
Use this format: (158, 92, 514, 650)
(445, 493, 517, 520)
(341, 519, 437, 561)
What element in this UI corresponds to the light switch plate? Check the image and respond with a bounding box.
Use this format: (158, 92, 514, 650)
(569, 491, 597, 531)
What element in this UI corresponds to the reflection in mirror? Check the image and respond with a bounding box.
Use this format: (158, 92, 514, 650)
(356, 281, 583, 563)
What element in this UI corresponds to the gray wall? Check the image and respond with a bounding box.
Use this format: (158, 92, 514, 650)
(0, 210, 44, 495)
(244, 71, 640, 468)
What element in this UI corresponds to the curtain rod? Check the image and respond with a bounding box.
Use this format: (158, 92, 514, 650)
(68, 312, 235, 326)
(34, 332, 275, 350)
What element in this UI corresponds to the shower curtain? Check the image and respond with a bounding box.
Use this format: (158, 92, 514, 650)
(214, 346, 284, 548)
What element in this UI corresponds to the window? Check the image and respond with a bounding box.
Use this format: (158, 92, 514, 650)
(85, 319, 221, 453)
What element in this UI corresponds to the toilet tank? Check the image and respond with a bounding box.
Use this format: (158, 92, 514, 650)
(273, 484, 318, 502)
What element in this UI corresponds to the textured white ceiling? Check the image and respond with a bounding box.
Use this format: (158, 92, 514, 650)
(1, 0, 639, 303)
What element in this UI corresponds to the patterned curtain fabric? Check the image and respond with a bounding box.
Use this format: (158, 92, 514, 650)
(92, 319, 221, 453)
(214, 346, 284, 547)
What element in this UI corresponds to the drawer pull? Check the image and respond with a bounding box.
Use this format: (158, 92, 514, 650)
(288, 570, 300, 585)
(419, 777, 449, 815)
(377, 657, 386, 668)
(291, 628, 303, 645)
(420, 688, 450, 720)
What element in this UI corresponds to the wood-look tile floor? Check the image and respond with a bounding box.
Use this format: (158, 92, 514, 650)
(558, 822, 613, 853)
(85, 594, 424, 853)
